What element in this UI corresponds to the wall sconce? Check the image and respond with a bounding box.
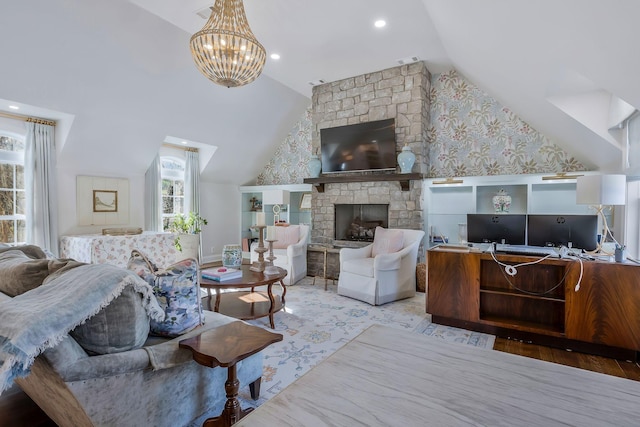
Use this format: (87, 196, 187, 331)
(541, 172, 584, 181)
(433, 177, 464, 185)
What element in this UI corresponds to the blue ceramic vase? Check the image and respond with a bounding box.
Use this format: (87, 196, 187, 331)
(308, 154, 321, 178)
(222, 244, 242, 268)
(397, 144, 416, 174)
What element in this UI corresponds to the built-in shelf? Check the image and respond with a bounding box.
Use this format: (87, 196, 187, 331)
(303, 173, 423, 192)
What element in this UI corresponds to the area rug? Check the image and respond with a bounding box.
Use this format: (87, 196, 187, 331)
(239, 277, 495, 405)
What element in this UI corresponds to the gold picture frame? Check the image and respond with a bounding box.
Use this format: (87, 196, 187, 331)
(93, 190, 118, 212)
(300, 193, 312, 210)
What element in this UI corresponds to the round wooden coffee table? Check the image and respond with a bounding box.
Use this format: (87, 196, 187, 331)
(200, 265, 287, 329)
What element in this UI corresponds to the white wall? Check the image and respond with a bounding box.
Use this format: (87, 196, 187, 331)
(56, 163, 241, 265)
(199, 182, 242, 264)
(56, 168, 145, 237)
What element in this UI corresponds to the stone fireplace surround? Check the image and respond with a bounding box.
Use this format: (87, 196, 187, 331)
(309, 62, 430, 246)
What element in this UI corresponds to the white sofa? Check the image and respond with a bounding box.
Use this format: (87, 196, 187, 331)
(251, 225, 309, 285)
(338, 228, 425, 305)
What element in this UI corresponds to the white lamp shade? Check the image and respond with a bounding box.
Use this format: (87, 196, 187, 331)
(576, 174, 626, 205)
(262, 190, 290, 206)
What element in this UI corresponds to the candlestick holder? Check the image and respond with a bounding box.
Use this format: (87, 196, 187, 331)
(264, 239, 280, 275)
(250, 225, 268, 272)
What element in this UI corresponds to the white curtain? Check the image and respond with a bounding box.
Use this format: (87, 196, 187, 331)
(144, 154, 162, 232)
(24, 121, 58, 255)
(184, 149, 201, 263)
(184, 149, 200, 215)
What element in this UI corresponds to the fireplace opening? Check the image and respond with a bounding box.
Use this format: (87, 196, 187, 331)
(335, 204, 389, 242)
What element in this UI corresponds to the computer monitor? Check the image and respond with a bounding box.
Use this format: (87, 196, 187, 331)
(466, 214, 527, 245)
(527, 214, 598, 250)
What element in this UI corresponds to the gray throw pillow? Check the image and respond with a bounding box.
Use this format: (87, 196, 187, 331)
(0, 250, 83, 297)
(0, 244, 47, 259)
(69, 285, 150, 355)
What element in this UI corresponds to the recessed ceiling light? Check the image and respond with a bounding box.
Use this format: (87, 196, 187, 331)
(270, 53, 280, 60)
(181, 141, 188, 145)
(374, 19, 386, 28)
(8, 105, 19, 110)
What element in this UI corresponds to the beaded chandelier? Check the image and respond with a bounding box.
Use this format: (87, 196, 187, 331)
(190, 0, 266, 88)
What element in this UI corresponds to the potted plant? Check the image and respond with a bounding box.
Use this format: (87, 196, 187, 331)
(166, 212, 208, 256)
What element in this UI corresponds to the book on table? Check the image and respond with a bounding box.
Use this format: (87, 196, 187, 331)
(201, 267, 242, 281)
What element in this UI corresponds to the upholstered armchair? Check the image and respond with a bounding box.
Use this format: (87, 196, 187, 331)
(338, 228, 425, 305)
(251, 224, 309, 285)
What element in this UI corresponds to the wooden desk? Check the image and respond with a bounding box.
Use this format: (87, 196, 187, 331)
(237, 325, 640, 426)
(427, 248, 640, 359)
(200, 265, 287, 329)
(180, 322, 283, 426)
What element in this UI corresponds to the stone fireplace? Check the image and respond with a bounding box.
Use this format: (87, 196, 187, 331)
(335, 204, 389, 242)
(309, 62, 430, 246)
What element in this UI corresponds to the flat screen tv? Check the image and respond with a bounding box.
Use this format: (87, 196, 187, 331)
(527, 214, 598, 251)
(320, 118, 396, 173)
(467, 214, 527, 245)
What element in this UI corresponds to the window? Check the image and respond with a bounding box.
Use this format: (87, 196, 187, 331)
(626, 111, 640, 173)
(161, 157, 185, 230)
(0, 134, 25, 245)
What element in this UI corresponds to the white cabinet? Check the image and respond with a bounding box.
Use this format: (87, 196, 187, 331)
(239, 184, 313, 255)
(424, 173, 599, 245)
(241, 191, 262, 242)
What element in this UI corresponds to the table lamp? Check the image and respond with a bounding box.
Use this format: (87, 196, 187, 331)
(262, 190, 290, 225)
(576, 174, 626, 253)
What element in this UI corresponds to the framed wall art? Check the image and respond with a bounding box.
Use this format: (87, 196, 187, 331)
(93, 190, 118, 212)
(300, 193, 312, 210)
(77, 176, 129, 226)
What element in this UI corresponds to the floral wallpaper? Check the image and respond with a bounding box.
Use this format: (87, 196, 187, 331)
(256, 69, 588, 184)
(256, 107, 313, 185)
(427, 69, 586, 177)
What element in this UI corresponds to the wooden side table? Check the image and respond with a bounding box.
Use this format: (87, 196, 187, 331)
(200, 266, 287, 329)
(179, 321, 283, 427)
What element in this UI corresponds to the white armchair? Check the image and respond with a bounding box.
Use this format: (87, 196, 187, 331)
(251, 224, 309, 285)
(338, 228, 425, 305)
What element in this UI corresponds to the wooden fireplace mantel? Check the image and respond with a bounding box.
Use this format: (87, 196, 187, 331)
(303, 173, 423, 193)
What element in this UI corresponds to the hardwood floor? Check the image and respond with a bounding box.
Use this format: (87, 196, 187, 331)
(2, 337, 639, 426)
(494, 337, 640, 381)
(0, 384, 55, 427)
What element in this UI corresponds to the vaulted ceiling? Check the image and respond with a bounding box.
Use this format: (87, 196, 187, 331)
(1, 0, 638, 185)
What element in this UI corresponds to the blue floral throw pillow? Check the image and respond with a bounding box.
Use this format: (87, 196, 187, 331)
(127, 250, 204, 337)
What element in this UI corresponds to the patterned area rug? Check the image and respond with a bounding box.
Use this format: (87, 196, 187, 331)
(239, 277, 495, 405)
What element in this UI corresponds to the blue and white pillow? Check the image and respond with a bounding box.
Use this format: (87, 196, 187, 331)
(127, 250, 204, 337)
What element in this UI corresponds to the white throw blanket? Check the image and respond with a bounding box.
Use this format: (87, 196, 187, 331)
(0, 263, 164, 394)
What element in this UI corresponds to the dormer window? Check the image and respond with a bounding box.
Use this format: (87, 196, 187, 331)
(0, 134, 25, 245)
(625, 111, 640, 174)
(161, 157, 185, 230)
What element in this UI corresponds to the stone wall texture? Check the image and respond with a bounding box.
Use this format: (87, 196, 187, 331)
(310, 62, 430, 245)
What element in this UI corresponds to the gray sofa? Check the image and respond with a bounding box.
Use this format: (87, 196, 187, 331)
(0, 288, 264, 427)
(0, 246, 265, 427)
